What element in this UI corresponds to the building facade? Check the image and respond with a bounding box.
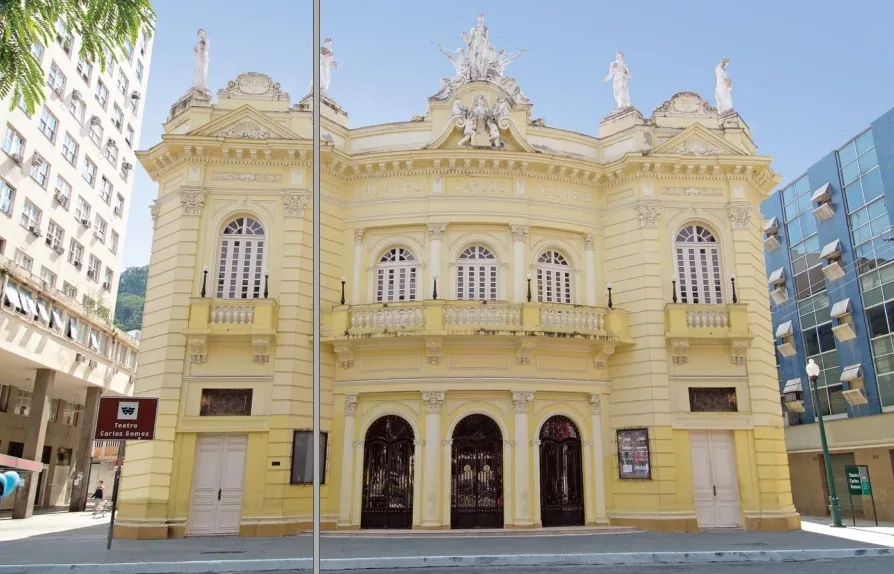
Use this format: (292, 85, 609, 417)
(0, 22, 151, 517)
(762, 108, 894, 522)
(119, 23, 797, 539)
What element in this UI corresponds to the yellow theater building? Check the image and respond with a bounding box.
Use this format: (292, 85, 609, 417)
(117, 20, 799, 538)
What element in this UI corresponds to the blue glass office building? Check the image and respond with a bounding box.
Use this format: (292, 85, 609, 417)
(761, 108, 894, 521)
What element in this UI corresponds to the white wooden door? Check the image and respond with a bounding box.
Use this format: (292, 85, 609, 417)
(689, 430, 740, 528)
(187, 434, 247, 536)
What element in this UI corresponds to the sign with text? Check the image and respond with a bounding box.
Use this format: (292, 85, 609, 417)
(845, 464, 872, 496)
(94, 397, 159, 441)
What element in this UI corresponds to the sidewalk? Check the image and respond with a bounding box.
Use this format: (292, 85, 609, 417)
(801, 515, 894, 548)
(0, 512, 891, 573)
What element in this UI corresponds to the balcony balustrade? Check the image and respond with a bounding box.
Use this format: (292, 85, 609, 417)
(664, 303, 752, 364)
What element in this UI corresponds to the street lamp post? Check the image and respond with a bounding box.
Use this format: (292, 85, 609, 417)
(806, 358, 845, 527)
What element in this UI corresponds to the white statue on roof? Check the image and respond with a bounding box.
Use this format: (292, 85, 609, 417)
(602, 50, 631, 110)
(715, 58, 733, 115)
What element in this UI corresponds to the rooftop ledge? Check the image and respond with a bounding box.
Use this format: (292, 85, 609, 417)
(322, 300, 631, 345)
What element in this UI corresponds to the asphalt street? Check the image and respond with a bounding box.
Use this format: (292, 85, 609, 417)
(228, 558, 894, 574)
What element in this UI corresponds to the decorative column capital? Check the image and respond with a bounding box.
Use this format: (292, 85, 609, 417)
(585, 233, 595, 251)
(588, 393, 602, 414)
(422, 391, 445, 413)
(728, 204, 753, 230)
(636, 203, 661, 228)
(503, 440, 516, 447)
(283, 191, 309, 217)
(441, 439, 453, 446)
(179, 189, 205, 216)
(149, 201, 160, 228)
(512, 391, 534, 413)
(354, 227, 365, 244)
(510, 225, 529, 242)
(428, 223, 447, 241)
(344, 393, 358, 417)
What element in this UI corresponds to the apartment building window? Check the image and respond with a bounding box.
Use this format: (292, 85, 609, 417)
(99, 177, 113, 204)
(30, 156, 50, 188)
(89, 122, 103, 147)
(116, 70, 128, 96)
(111, 105, 124, 131)
(31, 41, 44, 62)
(125, 125, 134, 148)
(17, 97, 31, 117)
(124, 40, 134, 62)
(0, 237, 5, 255)
(68, 239, 84, 268)
(0, 179, 14, 215)
(69, 97, 86, 124)
(62, 132, 78, 165)
(110, 230, 119, 254)
(104, 268, 114, 291)
(21, 199, 42, 230)
(88, 327, 100, 351)
(87, 255, 101, 282)
(105, 141, 118, 166)
(82, 156, 97, 186)
(54, 176, 71, 209)
(103, 51, 115, 75)
(114, 193, 124, 217)
(120, 161, 131, 182)
(46, 220, 64, 251)
(76, 57, 92, 83)
(47, 62, 66, 94)
(3, 126, 25, 158)
(55, 20, 73, 55)
(40, 267, 57, 288)
(14, 249, 33, 272)
(135, 60, 144, 82)
(140, 31, 149, 56)
(62, 281, 77, 298)
(38, 107, 59, 142)
(93, 214, 107, 243)
(95, 80, 109, 109)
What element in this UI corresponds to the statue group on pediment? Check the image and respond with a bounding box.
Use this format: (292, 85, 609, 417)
(452, 94, 511, 148)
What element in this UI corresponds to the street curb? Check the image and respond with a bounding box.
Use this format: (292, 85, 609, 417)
(0, 548, 892, 573)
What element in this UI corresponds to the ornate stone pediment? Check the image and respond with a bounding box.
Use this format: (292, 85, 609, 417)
(425, 83, 534, 153)
(652, 92, 716, 117)
(189, 105, 302, 140)
(651, 124, 743, 157)
(217, 72, 290, 102)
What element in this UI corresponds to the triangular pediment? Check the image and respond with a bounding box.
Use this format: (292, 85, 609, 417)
(652, 123, 745, 156)
(190, 105, 302, 140)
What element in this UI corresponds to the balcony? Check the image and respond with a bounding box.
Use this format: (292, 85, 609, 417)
(664, 303, 753, 364)
(183, 297, 278, 363)
(92, 440, 122, 458)
(323, 300, 630, 368)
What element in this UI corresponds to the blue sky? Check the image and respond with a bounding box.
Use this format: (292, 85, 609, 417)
(124, 0, 894, 267)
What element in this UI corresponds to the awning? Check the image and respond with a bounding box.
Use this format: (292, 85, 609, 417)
(820, 239, 842, 260)
(763, 217, 779, 234)
(775, 321, 794, 339)
(831, 298, 851, 318)
(840, 364, 863, 382)
(89, 332, 99, 351)
(811, 183, 833, 203)
(768, 267, 786, 285)
(37, 300, 50, 324)
(3, 283, 22, 310)
(783, 378, 803, 393)
(69, 319, 79, 340)
(19, 290, 38, 317)
(51, 309, 63, 329)
(0, 453, 42, 472)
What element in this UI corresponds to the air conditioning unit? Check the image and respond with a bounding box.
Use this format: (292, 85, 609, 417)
(114, 206, 122, 216)
(106, 138, 117, 148)
(75, 353, 85, 362)
(89, 115, 102, 126)
(131, 90, 141, 101)
(10, 152, 24, 164)
(53, 245, 64, 255)
(28, 225, 42, 237)
(87, 270, 95, 279)
(102, 281, 111, 290)
(121, 161, 133, 171)
(71, 89, 82, 101)
(53, 85, 64, 97)
(88, 359, 98, 368)
(31, 152, 44, 166)
(770, 286, 788, 305)
(54, 193, 66, 205)
(45, 237, 53, 247)
(73, 261, 83, 269)
(80, 218, 91, 228)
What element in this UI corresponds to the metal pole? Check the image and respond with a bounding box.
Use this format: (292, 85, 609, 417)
(847, 488, 855, 526)
(312, 1, 321, 573)
(867, 466, 879, 527)
(106, 442, 125, 550)
(810, 375, 844, 527)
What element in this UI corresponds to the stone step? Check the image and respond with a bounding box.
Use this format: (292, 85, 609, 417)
(312, 526, 640, 538)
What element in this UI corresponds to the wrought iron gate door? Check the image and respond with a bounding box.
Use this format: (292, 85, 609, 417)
(539, 416, 585, 527)
(451, 414, 504, 529)
(361, 416, 414, 529)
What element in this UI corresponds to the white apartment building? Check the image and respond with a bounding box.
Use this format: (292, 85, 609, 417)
(0, 21, 152, 518)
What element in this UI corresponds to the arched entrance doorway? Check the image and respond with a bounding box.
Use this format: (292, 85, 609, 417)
(451, 414, 503, 529)
(360, 415, 414, 529)
(539, 415, 585, 527)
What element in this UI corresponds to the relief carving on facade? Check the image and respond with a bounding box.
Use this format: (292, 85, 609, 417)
(662, 187, 723, 197)
(283, 192, 309, 217)
(252, 336, 271, 363)
(218, 120, 274, 139)
(149, 201, 160, 228)
(426, 339, 443, 365)
(728, 205, 754, 230)
(510, 224, 528, 242)
(636, 203, 661, 228)
(428, 223, 447, 241)
(344, 393, 358, 416)
(422, 391, 445, 413)
(211, 172, 283, 183)
(594, 341, 616, 369)
(516, 340, 535, 364)
(671, 338, 689, 364)
(584, 233, 595, 251)
(670, 137, 727, 156)
(730, 339, 749, 365)
(354, 227, 365, 244)
(218, 72, 290, 101)
(189, 336, 207, 364)
(588, 393, 601, 414)
(334, 344, 354, 369)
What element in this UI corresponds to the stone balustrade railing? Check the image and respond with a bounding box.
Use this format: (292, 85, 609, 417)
(350, 305, 425, 330)
(444, 303, 522, 329)
(539, 305, 606, 333)
(211, 302, 256, 325)
(686, 308, 729, 329)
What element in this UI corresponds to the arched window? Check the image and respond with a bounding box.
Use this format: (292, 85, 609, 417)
(675, 224, 722, 304)
(216, 217, 265, 299)
(376, 247, 417, 302)
(536, 250, 572, 304)
(457, 245, 497, 300)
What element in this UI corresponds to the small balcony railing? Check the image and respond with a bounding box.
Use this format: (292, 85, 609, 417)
(185, 297, 278, 336)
